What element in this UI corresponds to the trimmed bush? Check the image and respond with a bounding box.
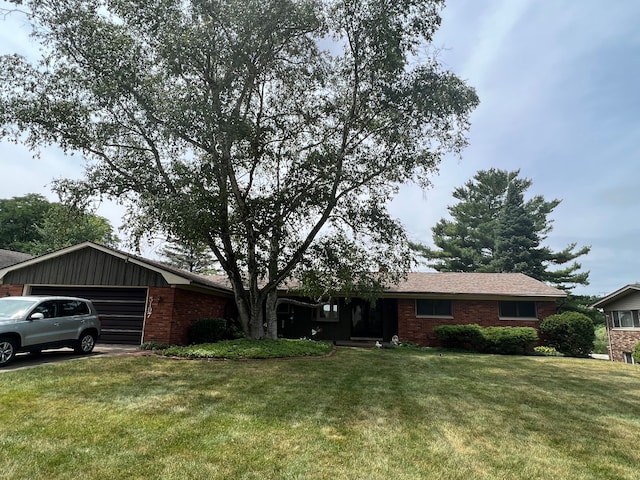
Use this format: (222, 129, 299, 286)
(539, 312, 595, 357)
(433, 324, 485, 351)
(434, 324, 538, 355)
(481, 326, 538, 355)
(188, 318, 229, 344)
(633, 342, 640, 364)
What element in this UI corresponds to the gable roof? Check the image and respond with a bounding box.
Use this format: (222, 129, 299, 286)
(0, 242, 232, 294)
(383, 272, 566, 299)
(591, 284, 640, 309)
(0, 249, 33, 269)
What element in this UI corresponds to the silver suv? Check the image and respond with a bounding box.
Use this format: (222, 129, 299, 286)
(0, 296, 101, 367)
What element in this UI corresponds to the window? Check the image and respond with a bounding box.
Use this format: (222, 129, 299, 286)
(33, 301, 56, 319)
(57, 300, 90, 317)
(499, 301, 536, 318)
(611, 311, 640, 328)
(317, 300, 339, 322)
(623, 352, 636, 364)
(416, 299, 452, 317)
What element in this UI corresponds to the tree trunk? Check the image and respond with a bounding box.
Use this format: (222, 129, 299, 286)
(248, 304, 265, 339)
(265, 289, 278, 340)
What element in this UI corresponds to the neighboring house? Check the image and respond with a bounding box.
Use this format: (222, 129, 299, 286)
(592, 285, 640, 363)
(0, 242, 565, 347)
(0, 249, 33, 269)
(276, 272, 565, 346)
(0, 242, 234, 345)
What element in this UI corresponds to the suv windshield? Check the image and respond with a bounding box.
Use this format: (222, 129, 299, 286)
(0, 298, 39, 319)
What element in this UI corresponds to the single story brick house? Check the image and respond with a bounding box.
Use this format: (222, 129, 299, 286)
(0, 242, 565, 347)
(0, 242, 234, 345)
(591, 285, 640, 363)
(275, 272, 565, 347)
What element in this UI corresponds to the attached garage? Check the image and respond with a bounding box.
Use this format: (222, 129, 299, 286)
(29, 286, 147, 344)
(0, 242, 234, 346)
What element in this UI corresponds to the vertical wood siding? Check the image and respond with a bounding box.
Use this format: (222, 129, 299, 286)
(3, 248, 169, 287)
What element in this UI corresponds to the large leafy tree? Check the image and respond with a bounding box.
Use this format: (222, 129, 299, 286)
(0, 0, 478, 338)
(412, 169, 590, 290)
(0, 193, 51, 253)
(0, 194, 119, 254)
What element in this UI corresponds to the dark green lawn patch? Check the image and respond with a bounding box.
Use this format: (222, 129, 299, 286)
(1, 348, 639, 479)
(161, 338, 334, 359)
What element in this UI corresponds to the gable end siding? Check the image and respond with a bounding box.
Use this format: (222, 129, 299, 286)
(2, 248, 169, 287)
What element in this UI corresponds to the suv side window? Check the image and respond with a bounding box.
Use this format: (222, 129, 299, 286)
(57, 300, 90, 317)
(32, 301, 57, 319)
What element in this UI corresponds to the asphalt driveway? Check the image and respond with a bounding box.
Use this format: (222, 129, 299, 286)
(0, 344, 140, 371)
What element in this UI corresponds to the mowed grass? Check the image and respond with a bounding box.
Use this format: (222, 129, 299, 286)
(1, 347, 639, 480)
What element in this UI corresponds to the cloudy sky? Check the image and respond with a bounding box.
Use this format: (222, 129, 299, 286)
(1, 0, 639, 296)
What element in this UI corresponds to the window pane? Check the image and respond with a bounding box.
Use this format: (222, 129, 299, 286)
(416, 299, 451, 316)
(618, 311, 634, 328)
(434, 300, 452, 316)
(499, 301, 535, 318)
(499, 301, 518, 317)
(416, 299, 430, 316)
(517, 302, 536, 318)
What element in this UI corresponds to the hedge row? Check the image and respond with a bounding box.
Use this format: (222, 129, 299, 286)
(433, 324, 538, 355)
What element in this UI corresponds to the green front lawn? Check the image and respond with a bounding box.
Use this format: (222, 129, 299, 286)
(1, 347, 639, 479)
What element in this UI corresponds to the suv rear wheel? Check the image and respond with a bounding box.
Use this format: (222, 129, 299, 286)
(75, 332, 96, 355)
(0, 337, 17, 367)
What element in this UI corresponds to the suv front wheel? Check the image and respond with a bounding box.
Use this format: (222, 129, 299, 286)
(0, 337, 17, 367)
(75, 332, 97, 355)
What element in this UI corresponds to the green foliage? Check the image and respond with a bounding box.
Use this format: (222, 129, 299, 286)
(433, 324, 485, 350)
(162, 338, 334, 359)
(633, 342, 640, 364)
(482, 326, 538, 355)
(558, 294, 605, 326)
(534, 346, 562, 356)
(139, 341, 170, 351)
(435, 324, 538, 355)
(593, 325, 609, 355)
(188, 318, 243, 344)
(539, 312, 595, 357)
(411, 169, 590, 291)
(31, 203, 119, 255)
(0, 194, 52, 252)
(0, 0, 477, 339)
(0, 193, 118, 254)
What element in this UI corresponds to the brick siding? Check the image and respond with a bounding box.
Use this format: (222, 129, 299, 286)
(397, 298, 557, 346)
(143, 287, 230, 345)
(607, 329, 640, 362)
(0, 284, 25, 297)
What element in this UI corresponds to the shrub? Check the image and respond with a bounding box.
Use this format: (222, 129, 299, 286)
(482, 326, 538, 355)
(188, 318, 230, 344)
(633, 342, 640, 364)
(140, 341, 170, 351)
(539, 312, 595, 357)
(434, 324, 538, 355)
(534, 346, 561, 356)
(433, 324, 485, 351)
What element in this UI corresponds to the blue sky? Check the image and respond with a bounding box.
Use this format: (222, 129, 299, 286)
(1, 0, 639, 296)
